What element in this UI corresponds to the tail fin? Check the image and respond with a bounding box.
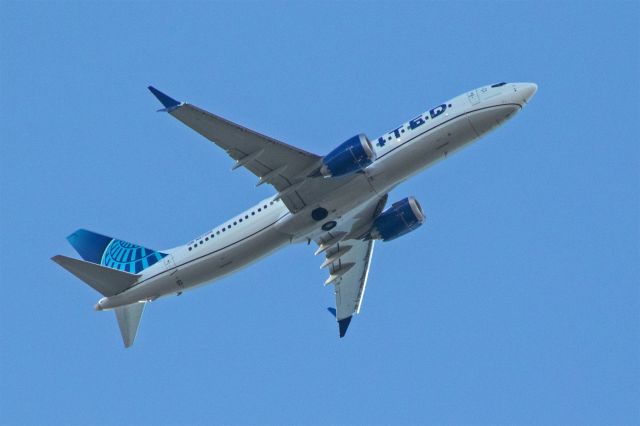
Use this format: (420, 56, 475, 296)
(52, 255, 139, 296)
(67, 229, 167, 274)
(115, 303, 146, 348)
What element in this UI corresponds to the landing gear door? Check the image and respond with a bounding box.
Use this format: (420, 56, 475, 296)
(467, 90, 480, 105)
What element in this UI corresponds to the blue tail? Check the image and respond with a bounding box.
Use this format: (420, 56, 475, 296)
(67, 229, 167, 274)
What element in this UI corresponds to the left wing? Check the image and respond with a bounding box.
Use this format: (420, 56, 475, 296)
(317, 195, 387, 337)
(148, 86, 321, 212)
(324, 238, 375, 337)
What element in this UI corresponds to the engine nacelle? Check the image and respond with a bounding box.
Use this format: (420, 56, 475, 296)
(320, 134, 375, 178)
(370, 197, 425, 241)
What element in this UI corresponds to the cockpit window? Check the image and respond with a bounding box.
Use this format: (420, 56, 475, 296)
(491, 82, 507, 88)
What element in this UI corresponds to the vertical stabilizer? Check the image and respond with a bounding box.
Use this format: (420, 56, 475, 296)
(67, 229, 167, 274)
(115, 303, 146, 348)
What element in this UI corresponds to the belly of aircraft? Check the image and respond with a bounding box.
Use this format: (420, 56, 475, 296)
(365, 113, 476, 192)
(467, 104, 520, 135)
(176, 226, 291, 290)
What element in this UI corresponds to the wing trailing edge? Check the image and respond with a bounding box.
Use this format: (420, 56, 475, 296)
(146, 84, 323, 213)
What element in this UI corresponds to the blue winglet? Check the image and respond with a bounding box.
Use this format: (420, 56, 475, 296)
(148, 86, 181, 111)
(338, 316, 352, 338)
(328, 308, 351, 337)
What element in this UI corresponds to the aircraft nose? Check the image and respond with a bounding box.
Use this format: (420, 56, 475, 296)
(518, 83, 538, 103)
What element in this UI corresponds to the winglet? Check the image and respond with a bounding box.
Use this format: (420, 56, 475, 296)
(148, 86, 182, 111)
(338, 316, 352, 338)
(327, 308, 351, 337)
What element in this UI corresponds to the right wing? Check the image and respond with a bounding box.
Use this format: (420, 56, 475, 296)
(148, 86, 323, 212)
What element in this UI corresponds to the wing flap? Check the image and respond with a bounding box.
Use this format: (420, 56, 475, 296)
(148, 86, 321, 212)
(331, 239, 375, 321)
(315, 195, 387, 337)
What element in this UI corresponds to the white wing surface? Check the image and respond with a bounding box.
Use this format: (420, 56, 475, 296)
(148, 86, 321, 212)
(323, 238, 375, 337)
(317, 195, 387, 337)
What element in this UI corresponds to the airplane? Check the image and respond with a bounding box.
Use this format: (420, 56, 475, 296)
(52, 81, 537, 347)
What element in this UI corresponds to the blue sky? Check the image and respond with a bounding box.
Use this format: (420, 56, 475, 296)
(1, 2, 638, 425)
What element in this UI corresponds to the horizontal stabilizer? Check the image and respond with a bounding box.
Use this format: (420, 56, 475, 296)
(52, 255, 139, 296)
(115, 303, 145, 348)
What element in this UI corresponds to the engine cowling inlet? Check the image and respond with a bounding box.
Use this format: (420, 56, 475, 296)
(320, 134, 375, 178)
(369, 197, 425, 241)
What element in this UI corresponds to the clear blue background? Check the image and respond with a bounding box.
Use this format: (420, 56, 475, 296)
(1, 2, 638, 425)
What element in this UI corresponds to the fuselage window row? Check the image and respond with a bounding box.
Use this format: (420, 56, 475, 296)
(187, 201, 277, 250)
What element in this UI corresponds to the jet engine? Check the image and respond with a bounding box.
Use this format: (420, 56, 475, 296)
(319, 134, 375, 178)
(369, 197, 425, 241)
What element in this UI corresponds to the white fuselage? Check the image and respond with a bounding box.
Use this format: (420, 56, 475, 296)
(97, 82, 536, 310)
